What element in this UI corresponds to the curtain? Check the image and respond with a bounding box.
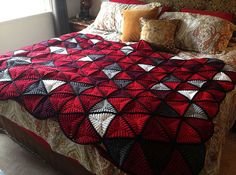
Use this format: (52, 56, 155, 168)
(51, 0, 70, 36)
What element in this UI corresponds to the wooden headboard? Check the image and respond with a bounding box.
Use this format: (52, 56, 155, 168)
(141, 0, 236, 14)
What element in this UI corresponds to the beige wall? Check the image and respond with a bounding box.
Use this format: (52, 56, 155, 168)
(67, 0, 102, 18)
(0, 12, 55, 54)
(66, 0, 80, 18)
(0, 0, 88, 54)
(90, 0, 102, 17)
(0, 0, 80, 54)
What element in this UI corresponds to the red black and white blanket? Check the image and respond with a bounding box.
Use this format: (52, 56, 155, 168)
(0, 33, 235, 175)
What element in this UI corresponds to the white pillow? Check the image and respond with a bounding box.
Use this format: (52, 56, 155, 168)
(93, 1, 161, 33)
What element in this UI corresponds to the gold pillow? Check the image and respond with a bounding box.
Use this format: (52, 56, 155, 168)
(121, 7, 160, 42)
(140, 18, 180, 52)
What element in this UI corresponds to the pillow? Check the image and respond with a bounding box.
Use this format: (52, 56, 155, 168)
(230, 36, 236, 43)
(109, 0, 171, 14)
(232, 25, 236, 31)
(160, 12, 234, 54)
(93, 2, 161, 32)
(232, 24, 236, 37)
(160, 6, 172, 14)
(219, 50, 236, 70)
(121, 7, 160, 42)
(109, 0, 145, 4)
(180, 8, 234, 22)
(140, 18, 180, 52)
(228, 42, 236, 47)
(228, 35, 236, 49)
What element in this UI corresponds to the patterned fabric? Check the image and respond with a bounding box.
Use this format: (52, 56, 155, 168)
(140, 0, 236, 14)
(180, 9, 234, 22)
(228, 36, 236, 50)
(110, 0, 145, 4)
(140, 18, 180, 52)
(1, 87, 236, 175)
(160, 12, 234, 54)
(0, 100, 125, 175)
(80, 24, 121, 42)
(218, 50, 236, 69)
(93, 1, 161, 33)
(0, 33, 235, 175)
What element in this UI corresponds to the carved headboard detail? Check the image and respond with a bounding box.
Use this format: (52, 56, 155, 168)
(141, 0, 236, 14)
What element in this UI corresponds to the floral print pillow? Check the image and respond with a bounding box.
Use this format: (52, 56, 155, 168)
(93, 1, 161, 33)
(160, 12, 234, 54)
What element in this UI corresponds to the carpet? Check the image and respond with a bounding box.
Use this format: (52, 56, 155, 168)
(220, 132, 236, 175)
(0, 170, 4, 175)
(0, 133, 61, 175)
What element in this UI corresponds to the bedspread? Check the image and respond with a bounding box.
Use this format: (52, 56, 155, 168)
(0, 33, 235, 175)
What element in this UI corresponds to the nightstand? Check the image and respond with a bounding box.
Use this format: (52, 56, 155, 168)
(69, 18, 94, 32)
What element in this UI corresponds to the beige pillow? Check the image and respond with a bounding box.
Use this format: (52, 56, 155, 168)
(160, 12, 234, 54)
(121, 7, 161, 42)
(140, 18, 180, 52)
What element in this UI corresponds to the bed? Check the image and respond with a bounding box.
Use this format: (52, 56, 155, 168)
(0, 0, 236, 175)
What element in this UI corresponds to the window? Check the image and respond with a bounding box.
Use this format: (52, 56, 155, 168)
(0, 0, 51, 22)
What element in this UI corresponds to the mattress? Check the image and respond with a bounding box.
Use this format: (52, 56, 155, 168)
(0, 25, 235, 175)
